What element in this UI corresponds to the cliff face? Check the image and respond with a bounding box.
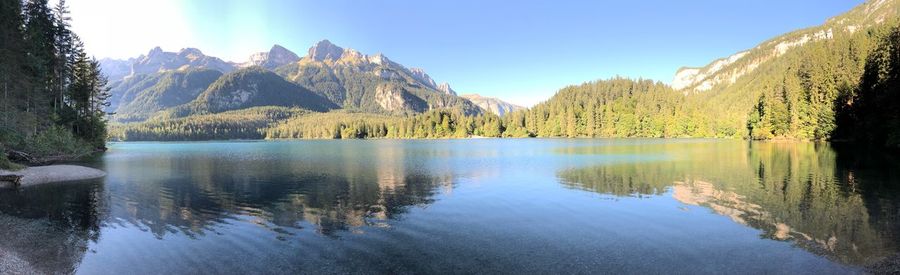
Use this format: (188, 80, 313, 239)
(274, 40, 482, 114)
(460, 94, 524, 116)
(672, 0, 900, 94)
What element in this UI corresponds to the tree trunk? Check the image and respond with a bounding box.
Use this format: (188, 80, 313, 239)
(3, 80, 7, 128)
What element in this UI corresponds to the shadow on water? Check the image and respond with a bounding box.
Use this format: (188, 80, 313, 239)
(557, 141, 900, 266)
(0, 180, 106, 274)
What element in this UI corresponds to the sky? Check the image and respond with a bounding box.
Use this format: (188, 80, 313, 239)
(68, 0, 864, 106)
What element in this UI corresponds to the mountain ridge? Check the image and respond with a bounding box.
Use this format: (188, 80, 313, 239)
(672, 0, 899, 93)
(103, 40, 507, 122)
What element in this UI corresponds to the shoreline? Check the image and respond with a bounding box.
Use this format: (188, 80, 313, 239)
(0, 165, 106, 188)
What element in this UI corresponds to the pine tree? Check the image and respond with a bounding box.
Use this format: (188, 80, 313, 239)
(22, 0, 57, 131)
(0, 0, 27, 129)
(53, 0, 74, 114)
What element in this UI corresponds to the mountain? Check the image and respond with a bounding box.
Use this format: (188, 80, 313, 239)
(98, 58, 133, 83)
(105, 40, 481, 120)
(101, 47, 236, 83)
(131, 47, 235, 76)
(437, 82, 457, 96)
(275, 40, 481, 114)
(112, 69, 223, 122)
(240, 44, 300, 70)
(673, 0, 900, 93)
(460, 94, 524, 116)
(409, 68, 437, 88)
(408, 68, 456, 95)
(185, 67, 336, 114)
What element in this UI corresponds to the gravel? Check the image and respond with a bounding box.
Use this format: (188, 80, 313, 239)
(0, 165, 106, 187)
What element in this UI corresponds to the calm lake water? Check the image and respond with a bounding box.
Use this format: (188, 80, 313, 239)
(1, 139, 898, 274)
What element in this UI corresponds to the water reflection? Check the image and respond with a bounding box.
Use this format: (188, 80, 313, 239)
(0, 181, 106, 273)
(0, 141, 455, 273)
(0, 140, 896, 273)
(99, 141, 454, 238)
(558, 142, 900, 266)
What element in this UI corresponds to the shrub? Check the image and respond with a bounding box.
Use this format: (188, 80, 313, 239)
(23, 125, 93, 158)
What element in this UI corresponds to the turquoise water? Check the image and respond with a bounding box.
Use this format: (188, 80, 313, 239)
(1, 139, 898, 274)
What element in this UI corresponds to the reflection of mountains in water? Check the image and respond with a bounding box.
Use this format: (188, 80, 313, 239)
(101, 143, 456, 239)
(558, 142, 900, 266)
(0, 143, 458, 273)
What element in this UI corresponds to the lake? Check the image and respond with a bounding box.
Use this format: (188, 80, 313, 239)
(1, 139, 898, 274)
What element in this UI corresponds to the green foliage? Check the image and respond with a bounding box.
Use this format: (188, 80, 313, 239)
(507, 20, 897, 143)
(21, 125, 92, 158)
(113, 69, 223, 122)
(506, 78, 691, 138)
(113, 106, 506, 141)
(837, 23, 900, 148)
(265, 108, 504, 139)
(183, 67, 337, 115)
(110, 107, 307, 141)
(0, 0, 109, 164)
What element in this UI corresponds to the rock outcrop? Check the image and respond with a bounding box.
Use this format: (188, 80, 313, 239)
(460, 94, 524, 116)
(241, 44, 300, 70)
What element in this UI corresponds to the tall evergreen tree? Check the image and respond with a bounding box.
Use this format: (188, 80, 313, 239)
(0, 0, 27, 129)
(22, 0, 57, 130)
(53, 0, 74, 114)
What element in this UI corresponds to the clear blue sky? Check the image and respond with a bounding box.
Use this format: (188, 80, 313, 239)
(70, 0, 864, 106)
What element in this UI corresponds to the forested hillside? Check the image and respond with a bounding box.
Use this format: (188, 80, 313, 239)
(501, 1, 900, 148)
(1, 0, 109, 168)
(836, 23, 900, 147)
(112, 68, 222, 122)
(111, 108, 505, 141)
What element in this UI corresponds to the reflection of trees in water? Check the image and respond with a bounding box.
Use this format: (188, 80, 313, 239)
(558, 142, 900, 266)
(102, 143, 454, 239)
(0, 181, 107, 274)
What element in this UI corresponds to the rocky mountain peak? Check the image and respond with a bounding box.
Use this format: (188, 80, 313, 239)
(367, 53, 390, 65)
(179, 47, 203, 55)
(178, 48, 206, 61)
(243, 44, 300, 69)
(130, 46, 234, 77)
(308, 39, 345, 61)
(437, 82, 457, 96)
(409, 68, 437, 88)
(148, 46, 164, 56)
(268, 44, 297, 59)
